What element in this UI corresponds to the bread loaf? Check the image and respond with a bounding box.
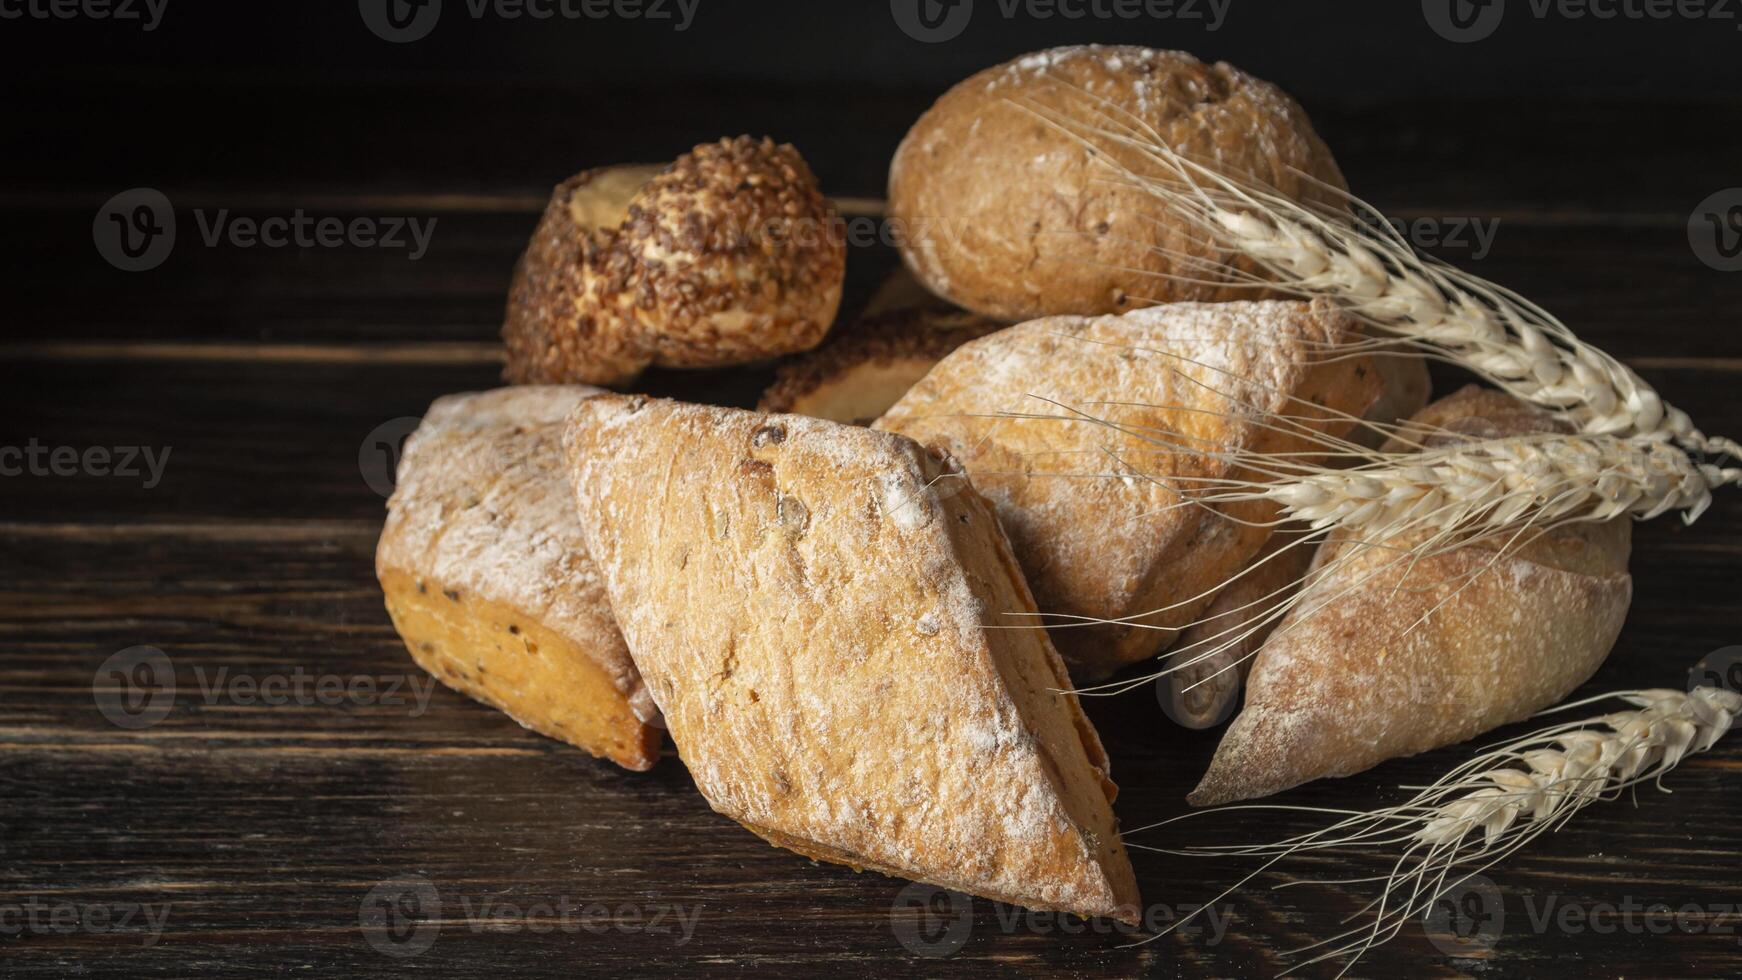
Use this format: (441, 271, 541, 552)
(1190, 386, 1634, 805)
(1161, 530, 1316, 730)
(504, 137, 846, 387)
(876, 298, 1383, 679)
(565, 396, 1140, 922)
(757, 307, 1001, 425)
(889, 45, 1345, 322)
(376, 386, 660, 770)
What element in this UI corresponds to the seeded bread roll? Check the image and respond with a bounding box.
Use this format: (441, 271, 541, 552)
(876, 298, 1383, 679)
(758, 308, 1002, 425)
(1190, 386, 1634, 805)
(889, 45, 1345, 322)
(504, 136, 846, 387)
(565, 396, 1140, 923)
(376, 386, 660, 770)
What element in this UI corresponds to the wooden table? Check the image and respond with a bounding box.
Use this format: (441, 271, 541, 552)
(3, 79, 1740, 977)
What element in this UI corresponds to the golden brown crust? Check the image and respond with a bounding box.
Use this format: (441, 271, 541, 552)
(503, 137, 846, 387)
(1190, 386, 1634, 805)
(565, 396, 1140, 923)
(876, 298, 1383, 679)
(888, 45, 1346, 321)
(376, 386, 661, 771)
(757, 308, 1002, 424)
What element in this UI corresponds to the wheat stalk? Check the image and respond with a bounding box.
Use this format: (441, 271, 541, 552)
(991, 384, 1734, 696)
(1130, 685, 1742, 976)
(1013, 84, 1742, 466)
(1198, 432, 1739, 543)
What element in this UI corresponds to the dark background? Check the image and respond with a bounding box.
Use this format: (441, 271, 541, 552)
(7, 0, 1742, 95)
(4, 2, 1741, 978)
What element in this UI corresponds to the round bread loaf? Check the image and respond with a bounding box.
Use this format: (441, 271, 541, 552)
(504, 136, 846, 387)
(888, 46, 1345, 321)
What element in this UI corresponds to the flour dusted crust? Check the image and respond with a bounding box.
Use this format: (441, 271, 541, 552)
(889, 45, 1346, 321)
(757, 307, 1002, 425)
(376, 386, 660, 771)
(876, 298, 1383, 679)
(503, 137, 846, 387)
(1190, 386, 1634, 806)
(564, 396, 1140, 923)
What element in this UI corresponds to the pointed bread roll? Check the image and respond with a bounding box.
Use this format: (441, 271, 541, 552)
(377, 386, 661, 770)
(564, 396, 1141, 922)
(876, 298, 1383, 678)
(1190, 386, 1634, 805)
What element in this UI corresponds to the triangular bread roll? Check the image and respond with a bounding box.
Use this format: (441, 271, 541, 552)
(1190, 387, 1633, 805)
(377, 386, 661, 770)
(565, 395, 1141, 922)
(876, 298, 1383, 679)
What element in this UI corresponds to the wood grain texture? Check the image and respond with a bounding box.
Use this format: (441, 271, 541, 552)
(3, 82, 1741, 978)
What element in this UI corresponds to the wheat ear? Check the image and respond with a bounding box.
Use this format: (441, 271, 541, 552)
(1013, 85, 1742, 466)
(1130, 686, 1742, 976)
(1200, 432, 1740, 541)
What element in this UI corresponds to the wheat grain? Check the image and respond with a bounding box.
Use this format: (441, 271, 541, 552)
(1205, 432, 1739, 541)
(1012, 84, 1742, 466)
(1129, 686, 1742, 976)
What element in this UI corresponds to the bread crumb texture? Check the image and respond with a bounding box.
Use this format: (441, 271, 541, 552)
(376, 385, 660, 770)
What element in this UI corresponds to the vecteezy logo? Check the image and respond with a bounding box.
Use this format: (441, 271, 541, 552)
(360, 876, 442, 958)
(360, 417, 425, 498)
(92, 645, 177, 730)
(93, 189, 175, 272)
(360, 0, 442, 42)
(1423, 873, 1505, 956)
(889, 882, 973, 957)
(891, 0, 973, 43)
(1690, 646, 1742, 695)
(1423, 0, 1505, 42)
(1156, 668, 1238, 730)
(1689, 189, 1742, 272)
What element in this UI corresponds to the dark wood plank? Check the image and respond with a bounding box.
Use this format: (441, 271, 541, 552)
(4, 356, 1742, 526)
(7, 76, 1742, 214)
(4, 215, 1741, 369)
(0, 517, 1738, 977)
(6, 68, 1742, 978)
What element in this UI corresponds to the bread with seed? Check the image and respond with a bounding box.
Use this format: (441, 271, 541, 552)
(758, 307, 1002, 425)
(504, 136, 846, 387)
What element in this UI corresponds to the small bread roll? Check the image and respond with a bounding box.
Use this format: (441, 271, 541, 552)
(757, 308, 1001, 425)
(889, 45, 1345, 322)
(877, 298, 1383, 679)
(504, 136, 846, 387)
(1161, 530, 1316, 730)
(1190, 386, 1634, 806)
(376, 386, 661, 771)
(1351, 353, 1433, 449)
(565, 396, 1140, 923)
